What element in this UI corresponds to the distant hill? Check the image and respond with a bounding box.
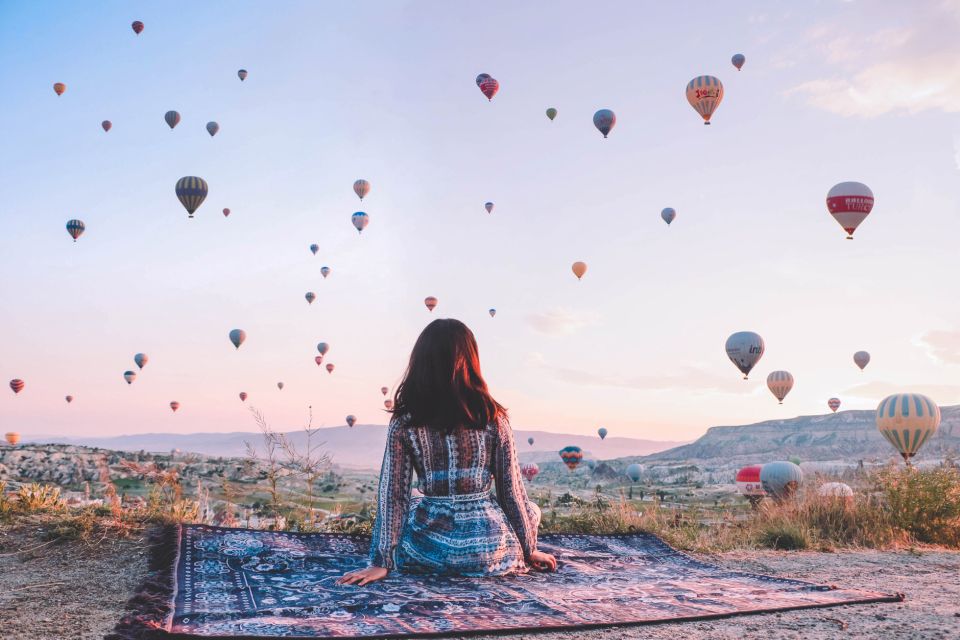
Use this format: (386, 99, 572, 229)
(26, 427, 687, 470)
(643, 406, 960, 466)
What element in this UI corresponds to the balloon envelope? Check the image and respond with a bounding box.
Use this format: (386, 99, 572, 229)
(381, 386, 389, 395)
(546, 108, 557, 121)
(229, 329, 246, 349)
(164, 110, 180, 129)
(626, 463, 642, 483)
(206, 121, 219, 137)
(316, 342, 329, 355)
(384, 399, 394, 410)
(175, 176, 208, 218)
(326, 363, 335, 373)
(351, 211, 369, 234)
(315, 356, 323, 366)
(854, 350, 871, 370)
(134, 353, 148, 369)
(320, 266, 330, 278)
(766, 370, 794, 404)
(559, 445, 583, 471)
(827, 182, 873, 239)
(731, 53, 745, 70)
(597, 427, 608, 440)
(66, 219, 85, 242)
(475, 73, 491, 86)
(277, 382, 284, 390)
(661, 207, 676, 225)
(819, 482, 853, 498)
(479, 77, 499, 101)
(760, 461, 803, 500)
(572, 261, 587, 280)
(9, 379, 24, 394)
(521, 463, 540, 481)
(238, 69, 247, 81)
(484, 202, 494, 214)
(101, 120, 112, 132)
(53, 83, 66, 96)
(735, 465, 765, 497)
(239, 392, 247, 401)
(424, 296, 438, 312)
(527, 437, 534, 446)
(346, 415, 357, 427)
(123, 371, 137, 385)
(305, 292, 316, 304)
(5, 432, 20, 445)
(686, 76, 724, 124)
(132, 21, 144, 34)
(222, 208, 230, 217)
(310, 244, 319, 255)
(593, 109, 616, 138)
(725, 331, 764, 379)
(828, 397, 841, 412)
(876, 393, 940, 463)
(170, 401, 180, 412)
(489, 308, 496, 318)
(353, 179, 370, 201)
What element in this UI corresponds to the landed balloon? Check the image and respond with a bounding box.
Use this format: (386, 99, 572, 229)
(53, 83, 66, 96)
(176, 176, 208, 218)
(731, 53, 745, 70)
(239, 392, 248, 402)
(66, 219, 85, 242)
(381, 386, 389, 396)
(521, 463, 540, 482)
(626, 463, 642, 483)
(222, 208, 230, 217)
(735, 465, 766, 505)
(559, 446, 583, 471)
(424, 296, 438, 312)
(316, 342, 330, 356)
(661, 207, 676, 225)
(346, 415, 357, 427)
(132, 21, 144, 35)
(305, 291, 316, 305)
(101, 120, 112, 132)
(353, 179, 370, 201)
(593, 109, 616, 138)
(65, 395, 74, 403)
(164, 110, 181, 129)
(170, 401, 180, 413)
(320, 266, 330, 278)
(546, 108, 557, 121)
(134, 353, 148, 369)
(484, 202, 494, 214)
(5, 432, 20, 446)
(876, 393, 940, 464)
(572, 261, 587, 280)
(9, 379, 24, 395)
(325, 363, 335, 374)
(827, 182, 873, 239)
(818, 482, 853, 499)
(527, 437, 534, 446)
(686, 75, 724, 125)
(725, 331, 764, 379)
(277, 382, 284, 390)
(767, 370, 794, 404)
(238, 69, 248, 81)
(828, 397, 841, 412)
(351, 211, 369, 234)
(206, 121, 220, 137)
(229, 329, 246, 349)
(123, 370, 137, 385)
(479, 76, 499, 101)
(309, 243, 319, 255)
(384, 399, 394, 410)
(597, 427, 608, 440)
(760, 461, 803, 501)
(854, 350, 871, 371)
(489, 308, 496, 318)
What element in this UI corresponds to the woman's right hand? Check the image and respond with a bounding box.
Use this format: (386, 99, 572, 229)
(528, 550, 557, 572)
(336, 566, 388, 586)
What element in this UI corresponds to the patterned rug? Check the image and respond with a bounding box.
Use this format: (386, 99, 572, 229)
(111, 524, 901, 639)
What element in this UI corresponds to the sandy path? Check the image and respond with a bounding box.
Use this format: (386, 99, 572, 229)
(1, 524, 957, 639)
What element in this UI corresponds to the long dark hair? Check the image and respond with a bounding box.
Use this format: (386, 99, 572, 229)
(392, 319, 505, 430)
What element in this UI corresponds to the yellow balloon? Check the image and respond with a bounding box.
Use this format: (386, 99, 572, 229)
(876, 393, 940, 463)
(571, 261, 587, 280)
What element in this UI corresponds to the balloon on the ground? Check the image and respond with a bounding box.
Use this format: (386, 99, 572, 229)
(381, 386, 389, 396)
(521, 463, 540, 481)
(277, 382, 284, 390)
(170, 401, 180, 413)
(661, 208, 676, 225)
(65, 395, 74, 403)
(53, 83, 66, 96)
(222, 208, 230, 217)
(164, 110, 181, 129)
(766, 370, 794, 404)
(206, 121, 219, 137)
(5, 432, 20, 445)
(320, 266, 330, 278)
(353, 179, 370, 201)
(489, 308, 496, 318)
(176, 176, 208, 218)
(827, 182, 873, 239)
(735, 465, 765, 497)
(317, 342, 329, 356)
(310, 243, 319, 255)
(597, 427, 608, 440)
(484, 202, 494, 214)
(239, 392, 247, 402)
(626, 463, 643, 483)
(559, 445, 583, 471)
(326, 363, 335, 374)
(572, 261, 587, 280)
(479, 76, 499, 101)
(238, 69, 247, 81)
(760, 461, 803, 501)
(828, 397, 841, 412)
(9, 379, 24, 394)
(123, 371, 137, 385)
(351, 211, 369, 234)
(424, 296, 438, 312)
(854, 350, 871, 370)
(731, 53, 745, 70)
(686, 76, 724, 125)
(527, 437, 534, 446)
(346, 415, 357, 427)
(66, 219, 85, 242)
(101, 120, 112, 132)
(593, 109, 616, 138)
(305, 292, 316, 304)
(876, 393, 940, 463)
(546, 108, 557, 121)
(134, 353, 148, 369)
(725, 331, 764, 379)
(818, 482, 853, 498)
(229, 329, 246, 349)
(132, 21, 144, 34)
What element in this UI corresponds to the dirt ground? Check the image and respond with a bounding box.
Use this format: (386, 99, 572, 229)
(1, 524, 957, 640)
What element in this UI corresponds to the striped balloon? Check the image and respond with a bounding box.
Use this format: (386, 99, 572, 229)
(353, 179, 370, 201)
(479, 77, 499, 101)
(766, 370, 794, 404)
(175, 176, 208, 218)
(876, 393, 940, 464)
(559, 445, 583, 471)
(475, 73, 491, 87)
(320, 266, 330, 278)
(352, 211, 369, 234)
(593, 109, 616, 138)
(686, 76, 724, 125)
(828, 397, 841, 412)
(9, 379, 24, 394)
(131, 21, 144, 35)
(66, 219, 85, 242)
(164, 110, 181, 129)
(521, 463, 540, 481)
(238, 69, 248, 81)
(123, 370, 137, 385)
(827, 182, 873, 239)
(170, 401, 180, 412)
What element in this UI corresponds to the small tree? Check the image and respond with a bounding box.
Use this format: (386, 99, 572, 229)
(246, 408, 287, 517)
(282, 406, 332, 529)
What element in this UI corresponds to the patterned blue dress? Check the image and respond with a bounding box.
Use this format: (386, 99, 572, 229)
(369, 415, 541, 576)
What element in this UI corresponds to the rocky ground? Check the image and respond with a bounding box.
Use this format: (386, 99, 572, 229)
(1, 522, 957, 640)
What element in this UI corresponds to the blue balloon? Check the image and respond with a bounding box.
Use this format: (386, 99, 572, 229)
(760, 461, 803, 500)
(626, 463, 642, 482)
(593, 109, 616, 138)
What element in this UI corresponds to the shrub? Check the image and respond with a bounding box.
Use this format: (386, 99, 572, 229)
(877, 466, 960, 546)
(755, 522, 810, 550)
(15, 483, 66, 513)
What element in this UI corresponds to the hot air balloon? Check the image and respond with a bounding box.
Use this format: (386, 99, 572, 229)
(134, 353, 148, 369)
(65, 395, 74, 403)
(484, 202, 494, 214)
(735, 465, 765, 506)
(527, 437, 534, 446)
(479, 76, 499, 101)
(546, 108, 557, 121)
(424, 296, 438, 312)
(854, 350, 871, 371)
(826, 182, 874, 239)
(346, 415, 357, 427)
(626, 463, 643, 483)
(164, 110, 181, 129)
(876, 393, 940, 464)
(132, 21, 144, 34)
(123, 371, 137, 385)
(828, 397, 841, 412)
(572, 261, 587, 280)
(597, 427, 608, 440)
(321, 266, 330, 278)
(238, 69, 248, 81)
(229, 329, 246, 349)
(5, 433, 20, 446)
(317, 342, 329, 356)
(170, 401, 180, 413)
(686, 76, 724, 125)
(760, 461, 803, 501)
(593, 109, 616, 138)
(275, 382, 283, 391)
(206, 121, 219, 137)
(559, 445, 583, 471)
(309, 243, 319, 256)
(53, 83, 66, 96)
(766, 370, 794, 404)
(175, 176, 208, 218)
(384, 399, 394, 410)
(239, 392, 248, 402)
(731, 53, 745, 70)
(326, 363, 335, 374)
(305, 292, 316, 305)
(381, 386, 389, 396)
(725, 331, 764, 379)
(353, 179, 370, 201)
(66, 219, 85, 242)
(315, 356, 323, 366)
(661, 207, 676, 226)
(9, 379, 24, 395)
(489, 308, 496, 318)
(521, 463, 540, 482)
(101, 120, 112, 132)
(818, 482, 853, 499)
(222, 208, 230, 217)
(352, 211, 369, 234)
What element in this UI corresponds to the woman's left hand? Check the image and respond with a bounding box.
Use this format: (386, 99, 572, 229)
(337, 566, 388, 586)
(528, 550, 557, 572)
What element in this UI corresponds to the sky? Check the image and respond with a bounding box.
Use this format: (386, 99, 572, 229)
(3, 0, 960, 441)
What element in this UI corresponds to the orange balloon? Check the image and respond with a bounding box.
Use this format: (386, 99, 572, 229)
(571, 261, 587, 280)
(53, 83, 66, 96)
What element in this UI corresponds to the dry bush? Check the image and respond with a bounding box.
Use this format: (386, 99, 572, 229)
(877, 465, 960, 546)
(121, 460, 200, 524)
(14, 483, 66, 513)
